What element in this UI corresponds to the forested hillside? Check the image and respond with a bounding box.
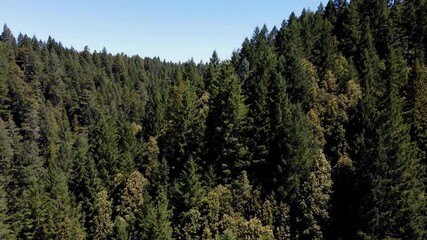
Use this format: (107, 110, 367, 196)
(1, 0, 427, 239)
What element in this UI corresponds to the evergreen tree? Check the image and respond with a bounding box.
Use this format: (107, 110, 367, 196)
(0, 42, 11, 118)
(205, 62, 248, 183)
(89, 113, 120, 187)
(118, 121, 140, 176)
(172, 156, 204, 214)
(112, 216, 129, 240)
(0, 119, 13, 239)
(234, 172, 262, 218)
(70, 133, 100, 232)
(162, 66, 206, 178)
(360, 49, 426, 239)
(142, 136, 160, 179)
(274, 102, 316, 203)
(139, 189, 173, 240)
(348, 37, 384, 239)
(339, 0, 362, 58)
(411, 60, 427, 178)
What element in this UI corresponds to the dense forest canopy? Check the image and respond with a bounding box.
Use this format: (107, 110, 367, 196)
(1, 0, 427, 239)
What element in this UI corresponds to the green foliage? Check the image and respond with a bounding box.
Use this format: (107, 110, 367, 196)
(119, 171, 148, 226)
(113, 216, 129, 240)
(89, 113, 120, 187)
(93, 190, 113, 240)
(296, 150, 332, 240)
(205, 63, 248, 183)
(231, 171, 261, 219)
(411, 60, 427, 176)
(163, 66, 207, 178)
(173, 156, 204, 213)
(360, 49, 427, 239)
(139, 189, 173, 240)
(0, 119, 13, 239)
(1, 3, 427, 238)
(142, 136, 160, 178)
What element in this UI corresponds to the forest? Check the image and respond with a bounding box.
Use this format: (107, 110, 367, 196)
(0, 0, 427, 239)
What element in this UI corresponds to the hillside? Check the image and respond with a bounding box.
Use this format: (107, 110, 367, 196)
(0, 0, 426, 239)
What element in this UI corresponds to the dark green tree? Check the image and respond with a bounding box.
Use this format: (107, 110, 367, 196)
(360, 49, 426, 239)
(0, 119, 13, 239)
(205, 62, 248, 183)
(172, 156, 204, 214)
(89, 114, 120, 187)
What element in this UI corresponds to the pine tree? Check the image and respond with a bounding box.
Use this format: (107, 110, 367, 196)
(43, 50, 66, 106)
(0, 119, 13, 239)
(46, 162, 86, 239)
(89, 113, 120, 187)
(0, 24, 17, 48)
(348, 33, 384, 238)
(173, 156, 204, 213)
(139, 189, 173, 240)
(275, 102, 316, 203)
(162, 66, 206, 178)
(231, 171, 261, 220)
(118, 121, 139, 176)
(411, 60, 427, 180)
(0, 42, 11, 118)
(205, 62, 248, 183)
(205, 51, 220, 98)
(339, 0, 362, 58)
(268, 66, 292, 190)
(239, 26, 276, 181)
(360, 49, 426, 239)
(70, 133, 100, 232)
(273, 102, 317, 239)
(142, 136, 160, 179)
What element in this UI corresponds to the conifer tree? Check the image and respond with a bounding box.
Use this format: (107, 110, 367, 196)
(0, 119, 13, 239)
(163, 66, 205, 178)
(0, 24, 17, 50)
(139, 188, 173, 240)
(275, 102, 316, 203)
(411, 60, 427, 177)
(118, 121, 140, 176)
(70, 133, 100, 231)
(239, 26, 276, 180)
(205, 62, 248, 183)
(340, 0, 362, 58)
(89, 113, 120, 187)
(360, 49, 426, 239)
(112, 216, 129, 240)
(0, 43, 11, 118)
(235, 172, 262, 219)
(173, 156, 204, 213)
(205, 51, 220, 97)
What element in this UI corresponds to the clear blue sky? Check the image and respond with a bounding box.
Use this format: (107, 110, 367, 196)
(1, 0, 324, 63)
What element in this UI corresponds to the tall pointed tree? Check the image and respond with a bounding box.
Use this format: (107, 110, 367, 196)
(89, 113, 120, 187)
(205, 62, 248, 183)
(360, 49, 426, 239)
